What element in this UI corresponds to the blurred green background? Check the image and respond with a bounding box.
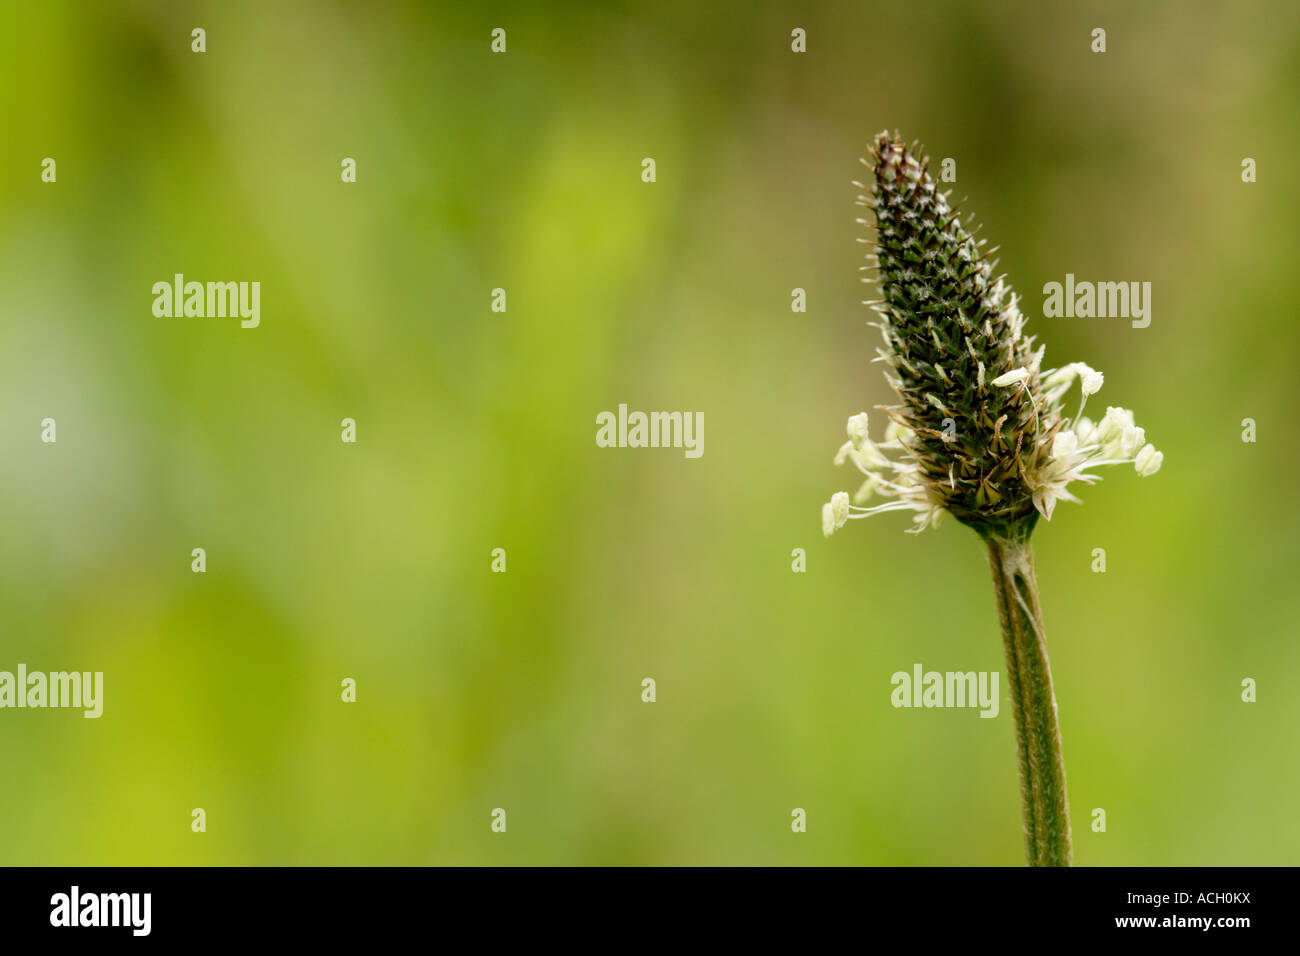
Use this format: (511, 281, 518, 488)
(0, 1, 1296, 865)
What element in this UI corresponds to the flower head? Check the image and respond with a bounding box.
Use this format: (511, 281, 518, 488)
(823, 132, 1161, 538)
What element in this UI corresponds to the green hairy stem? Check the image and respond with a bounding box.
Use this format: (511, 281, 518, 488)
(985, 532, 1072, 866)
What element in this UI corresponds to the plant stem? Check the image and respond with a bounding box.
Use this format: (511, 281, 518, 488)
(985, 532, 1073, 866)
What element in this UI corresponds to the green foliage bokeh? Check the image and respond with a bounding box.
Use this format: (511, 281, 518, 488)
(0, 1, 1296, 865)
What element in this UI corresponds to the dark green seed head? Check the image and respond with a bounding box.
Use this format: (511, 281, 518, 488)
(862, 131, 1055, 535)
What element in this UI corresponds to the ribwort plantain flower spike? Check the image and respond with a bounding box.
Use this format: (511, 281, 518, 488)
(821, 131, 1165, 867)
(822, 132, 1161, 539)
